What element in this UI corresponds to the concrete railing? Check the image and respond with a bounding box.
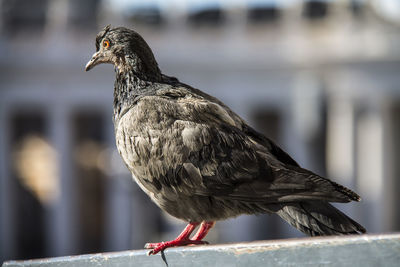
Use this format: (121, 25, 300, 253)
(3, 233, 400, 267)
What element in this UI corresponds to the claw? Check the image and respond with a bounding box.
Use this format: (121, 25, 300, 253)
(145, 240, 208, 255)
(145, 242, 164, 249)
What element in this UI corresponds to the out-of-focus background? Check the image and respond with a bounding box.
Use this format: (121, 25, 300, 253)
(1, 0, 400, 262)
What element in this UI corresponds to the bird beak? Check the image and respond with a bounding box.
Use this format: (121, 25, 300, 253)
(85, 51, 102, 71)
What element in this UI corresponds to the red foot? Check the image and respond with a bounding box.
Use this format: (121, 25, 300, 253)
(144, 221, 215, 255)
(145, 240, 208, 255)
(192, 221, 215, 241)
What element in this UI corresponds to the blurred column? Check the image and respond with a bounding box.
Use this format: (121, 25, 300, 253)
(382, 101, 400, 232)
(326, 97, 356, 189)
(291, 71, 326, 174)
(103, 149, 134, 251)
(0, 105, 16, 262)
(355, 108, 384, 232)
(47, 105, 77, 256)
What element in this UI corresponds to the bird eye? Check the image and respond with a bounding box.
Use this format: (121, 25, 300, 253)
(103, 40, 110, 49)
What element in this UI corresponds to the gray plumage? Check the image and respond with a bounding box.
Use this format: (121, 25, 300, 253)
(86, 25, 366, 239)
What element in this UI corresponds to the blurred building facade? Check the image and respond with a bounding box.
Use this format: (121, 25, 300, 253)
(1, 0, 400, 262)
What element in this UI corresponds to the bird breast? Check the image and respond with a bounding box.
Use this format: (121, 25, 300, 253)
(114, 97, 200, 193)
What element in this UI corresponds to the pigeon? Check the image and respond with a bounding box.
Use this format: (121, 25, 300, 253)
(85, 25, 366, 255)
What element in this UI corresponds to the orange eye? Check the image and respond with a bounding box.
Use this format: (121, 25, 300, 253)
(103, 40, 110, 49)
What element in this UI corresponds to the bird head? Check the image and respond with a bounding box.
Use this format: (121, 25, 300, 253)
(85, 25, 161, 78)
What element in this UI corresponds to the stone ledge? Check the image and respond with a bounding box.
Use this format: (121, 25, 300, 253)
(3, 233, 400, 267)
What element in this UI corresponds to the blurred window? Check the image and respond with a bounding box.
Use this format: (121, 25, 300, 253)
(1, 0, 47, 34)
(350, 0, 365, 17)
(302, 0, 329, 20)
(247, 5, 281, 24)
(68, 0, 100, 29)
(72, 111, 107, 254)
(126, 7, 165, 27)
(188, 6, 225, 26)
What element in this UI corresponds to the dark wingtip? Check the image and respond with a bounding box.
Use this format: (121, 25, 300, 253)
(331, 181, 362, 202)
(359, 225, 367, 233)
(351, 192, 362, 202)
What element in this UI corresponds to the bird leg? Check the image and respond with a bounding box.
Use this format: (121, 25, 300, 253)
(191, 221, 215, 241)
(145, 222, 208, 255)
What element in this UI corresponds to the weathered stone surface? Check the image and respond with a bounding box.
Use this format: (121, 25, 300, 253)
(3, 234, 400, 267)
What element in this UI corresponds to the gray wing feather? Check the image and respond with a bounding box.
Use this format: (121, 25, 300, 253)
(117, 86, 359, 205)
(148, 87, 359, 203)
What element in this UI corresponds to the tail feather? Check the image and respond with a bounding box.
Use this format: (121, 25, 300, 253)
(276, 201, 366, 236)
